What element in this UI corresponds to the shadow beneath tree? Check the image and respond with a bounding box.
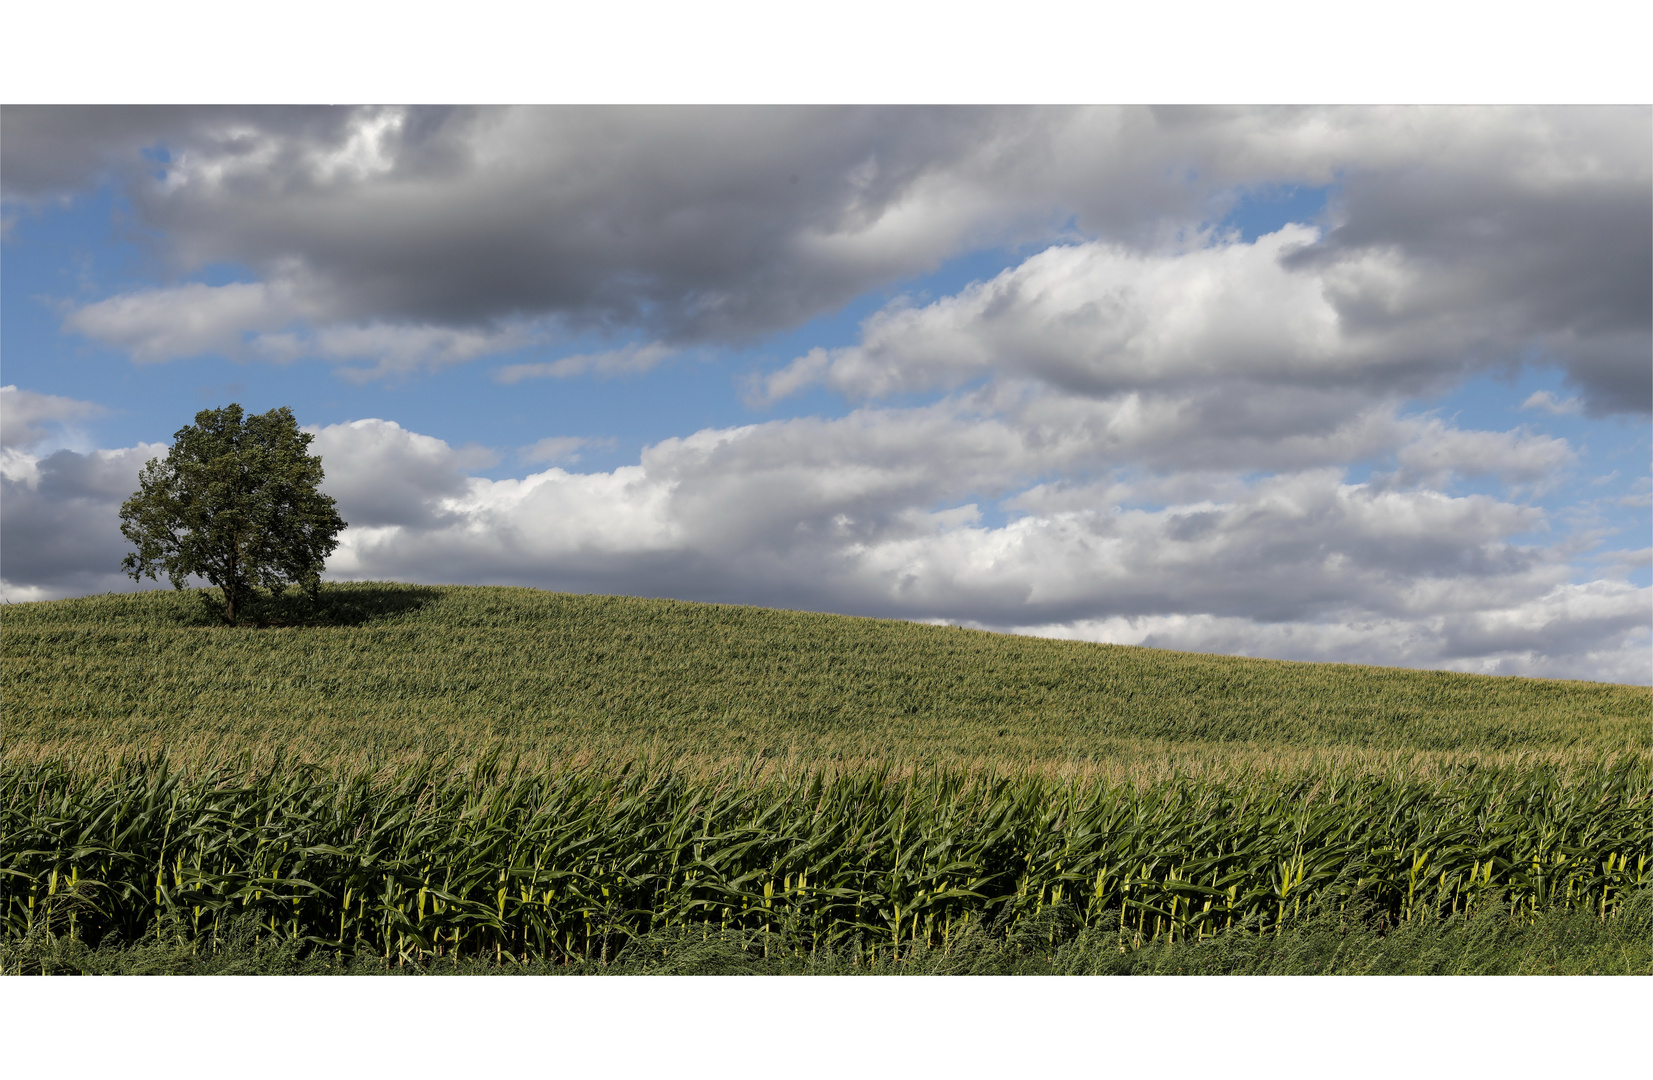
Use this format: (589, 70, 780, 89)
(183, 582, 446, 628)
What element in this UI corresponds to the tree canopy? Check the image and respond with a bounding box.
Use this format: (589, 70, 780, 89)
(119, 404, 347, 624)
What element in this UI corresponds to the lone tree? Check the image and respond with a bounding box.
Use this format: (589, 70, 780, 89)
(120, 404, 347, 624)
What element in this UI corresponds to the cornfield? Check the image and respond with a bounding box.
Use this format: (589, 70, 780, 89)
(7, 584, 1648, 972)
(6, 755, 1648, 968)
(4, 584, 1648, 778)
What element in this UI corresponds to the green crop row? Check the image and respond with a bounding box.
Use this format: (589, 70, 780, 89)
(5, 755, 1648, 967)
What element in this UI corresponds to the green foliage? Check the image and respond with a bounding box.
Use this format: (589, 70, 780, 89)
(3, 755, 1647, 968)
(8, 894, 1648, 975)
(118, 404, 345, 625)
(3, 583, 1647, 774)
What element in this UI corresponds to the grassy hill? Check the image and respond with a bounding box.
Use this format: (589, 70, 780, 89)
(4, 581, 1646, 777)
(5, 582, 1649, 971)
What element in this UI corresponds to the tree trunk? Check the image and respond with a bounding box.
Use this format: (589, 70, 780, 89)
(224, 546, 238, 625)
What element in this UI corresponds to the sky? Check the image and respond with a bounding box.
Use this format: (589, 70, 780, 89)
(2, 105, 1650, 684)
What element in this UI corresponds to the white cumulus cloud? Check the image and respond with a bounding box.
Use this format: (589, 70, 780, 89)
(1, 385, 106, 449)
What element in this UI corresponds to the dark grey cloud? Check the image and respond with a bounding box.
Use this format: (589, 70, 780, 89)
(11, 106, 1645, 404)
(0, 106, 1314, 350)
(13, 106, 1064, 342)
(0, 445, 162, 597)
(0, 105, 353, 200)
(1286, 126, 1653, 413)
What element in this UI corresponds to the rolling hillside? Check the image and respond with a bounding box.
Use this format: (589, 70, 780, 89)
(4, 582, 1646, 776)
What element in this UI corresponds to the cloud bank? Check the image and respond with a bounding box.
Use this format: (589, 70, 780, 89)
(7, 106, 1646, 408)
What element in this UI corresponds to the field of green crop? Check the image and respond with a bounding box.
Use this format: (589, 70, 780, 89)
(4, 583, 1647, 777)
(6, 756, 1649, 970)
(3, 583, 1649, 974)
